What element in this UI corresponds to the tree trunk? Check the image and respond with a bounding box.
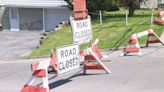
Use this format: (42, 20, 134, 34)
(128, 2, 135, 16)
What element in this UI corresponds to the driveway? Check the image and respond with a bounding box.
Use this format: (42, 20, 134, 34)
(0, 44, 163, 92)
(0, 31, 42, 59)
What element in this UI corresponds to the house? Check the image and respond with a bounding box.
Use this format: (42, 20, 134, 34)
(0, 0, 72, 32)
(140, 0, 164, 9)
(158, 0, 164, 9)
(158, 0, 164, 4)
(140, 0, 158, 9)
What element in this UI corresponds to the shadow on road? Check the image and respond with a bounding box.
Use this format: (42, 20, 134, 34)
(47, 69, 107, 89)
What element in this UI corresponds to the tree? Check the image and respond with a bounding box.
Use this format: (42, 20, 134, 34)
(65, 0, 73, 9)
(65, 0, 143, 16)
(116, 0, 143, 16)
(65, 0, 119, 12)
(86, 0, 119, 12)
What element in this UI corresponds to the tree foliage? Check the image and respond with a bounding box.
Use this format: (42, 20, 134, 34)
(65, 0, 143, 16)
(65, 0, 119, 12)
(86, 0, 119, 12)
(115, 0, 143, 16)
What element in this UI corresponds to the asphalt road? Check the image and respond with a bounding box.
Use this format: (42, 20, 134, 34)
(0, 44, 164, 92)
(0, 31, 41, 59)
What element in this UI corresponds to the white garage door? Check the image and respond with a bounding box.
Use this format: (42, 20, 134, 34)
(44, 8, 71, 32)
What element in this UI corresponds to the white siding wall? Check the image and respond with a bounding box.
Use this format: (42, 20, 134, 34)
(140, 0, 158, 9)
(158, 0, 164, 4)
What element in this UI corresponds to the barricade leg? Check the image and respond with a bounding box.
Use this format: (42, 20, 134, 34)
(21, 69, 49, 92)
(21, 59, 51, 92)
(87, 48, 111, 74)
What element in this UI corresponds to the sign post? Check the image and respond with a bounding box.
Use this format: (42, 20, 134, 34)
(99, 10, 102, 31)
(126, 10, 128, 26)
(56, 44, 80, 74)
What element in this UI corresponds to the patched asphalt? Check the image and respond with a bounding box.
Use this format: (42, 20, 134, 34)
(0, 44, 163, 92)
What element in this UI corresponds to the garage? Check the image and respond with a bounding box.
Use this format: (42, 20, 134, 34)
(1, 0, 71, 32)
(44, 8, 71, 32)
(19, 8, 43, 31)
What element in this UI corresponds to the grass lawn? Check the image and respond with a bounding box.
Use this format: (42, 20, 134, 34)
(30, 10, 164, 57)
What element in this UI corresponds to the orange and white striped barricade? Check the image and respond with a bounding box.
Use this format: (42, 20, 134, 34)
(31, 54, 57, 73)
(21, 59, 50, 92)
(48, 53, 57, 73)
(81, 38, 111, 74)
(146, 29, 164, 47)
(120, 34, 141, 56)
(73, 0, 88, 20)
(120, 29, 164, 56)
(154, 11, 164, 24)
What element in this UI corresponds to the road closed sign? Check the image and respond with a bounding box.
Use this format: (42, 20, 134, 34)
(56, 44, 80, 74)
(70, 16, 92, 44)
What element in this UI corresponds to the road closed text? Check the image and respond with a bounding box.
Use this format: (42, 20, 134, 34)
(70, 16, 92, 44)
(57, 44, 80, 74)
(59, 57, 79, 71)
